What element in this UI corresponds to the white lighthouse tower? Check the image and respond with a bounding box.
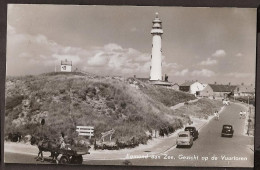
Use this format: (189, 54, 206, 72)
(150, 12, 163, 81)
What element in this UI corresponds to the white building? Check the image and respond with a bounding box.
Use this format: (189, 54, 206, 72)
(179, 81, 205, 96)
(150, 12, 163, 81)
(61, 59, 72, 72)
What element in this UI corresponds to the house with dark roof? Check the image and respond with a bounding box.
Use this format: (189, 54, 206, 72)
(179, 81, 205, 96)
(234, 84, 255, 97)
(200, 83, 237, 98)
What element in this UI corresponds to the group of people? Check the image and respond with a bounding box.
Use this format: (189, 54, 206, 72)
(239, 111, 247, 119)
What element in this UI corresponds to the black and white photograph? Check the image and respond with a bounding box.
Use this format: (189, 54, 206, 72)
(4, 4, 256, 167)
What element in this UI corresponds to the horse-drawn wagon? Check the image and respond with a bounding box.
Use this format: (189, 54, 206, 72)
(31, 136, 90, 164)
(56, 146, 90, 164)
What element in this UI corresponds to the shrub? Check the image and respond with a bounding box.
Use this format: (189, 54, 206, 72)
(5, 95, 24, 110)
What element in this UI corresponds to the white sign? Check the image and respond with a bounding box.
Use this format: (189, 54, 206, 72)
(61, 65, 72, 72)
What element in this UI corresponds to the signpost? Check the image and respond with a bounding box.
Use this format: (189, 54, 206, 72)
(76, 126, 94, 139)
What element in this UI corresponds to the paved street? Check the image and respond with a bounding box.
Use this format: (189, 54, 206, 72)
(4, 103, 253, 167)
(84, 102, 254, 167)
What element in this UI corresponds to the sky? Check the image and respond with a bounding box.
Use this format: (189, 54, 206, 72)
(6, 5, 256, 85)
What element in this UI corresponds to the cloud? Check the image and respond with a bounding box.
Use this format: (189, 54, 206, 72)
(104, 43, 123, 51)
(174, 69, 189, 76)
(212, 49, 226, 57)
(191, 69, 215, 77)
(199, 58, 218, 65)
(87, 52, 108, 66)
(235, 53, 243, 57)
(52, 54, 81, 63)
(225, 72, 254, 78)
(6, 26, 179, 77)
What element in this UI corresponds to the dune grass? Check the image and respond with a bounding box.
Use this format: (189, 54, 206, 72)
(5, 72, 212, 147)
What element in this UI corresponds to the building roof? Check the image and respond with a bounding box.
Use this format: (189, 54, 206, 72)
(180, 81, 197, 86)
(172, 83, 179, 86)
(150, 80, 173, 86)
(136, 78, 150, 82)
(208, 84, 237, 92)
(235, 85, 255, 93)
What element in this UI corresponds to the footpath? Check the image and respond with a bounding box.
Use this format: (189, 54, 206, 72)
(4, 100, 224, 161)
(170, 99, 199, 110)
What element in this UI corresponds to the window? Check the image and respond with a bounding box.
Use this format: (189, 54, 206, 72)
(179, 134, 188, 137)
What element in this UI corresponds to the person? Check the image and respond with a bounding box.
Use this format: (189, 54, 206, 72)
(239, 111, 243, 119)
(59, 132, 66, 149)
(214, 111, 219, 120)
(243, 110, 247, 118)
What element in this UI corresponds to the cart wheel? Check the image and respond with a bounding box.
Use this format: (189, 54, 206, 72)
(60, 155, 70, 164)
(71, 155, 83, 164)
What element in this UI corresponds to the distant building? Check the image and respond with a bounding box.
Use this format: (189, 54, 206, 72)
(199, 83, 237, 98)
(172, 83, 179, 91)
(200, 84, 214, 97)
(179, 81, 204, 96)
(61, 59, 72, 72)
(234, 84, 255, 97)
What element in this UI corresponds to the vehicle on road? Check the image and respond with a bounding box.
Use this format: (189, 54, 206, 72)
(221, 125, 234, 137)
(57, 146, 90, 164)
(184, 126, 199, 140)
(176, 131, 193, 148)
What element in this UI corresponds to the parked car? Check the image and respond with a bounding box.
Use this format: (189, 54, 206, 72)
(184, 126, 199, 140)
(221, 125, 234, 137)
(176, 131, 193, 148)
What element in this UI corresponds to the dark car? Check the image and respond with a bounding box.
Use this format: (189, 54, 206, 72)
(184, 126, 199, 140)
(221, 125, 234, 137)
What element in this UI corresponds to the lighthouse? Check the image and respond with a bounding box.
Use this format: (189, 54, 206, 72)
(150, 12, 163, 81)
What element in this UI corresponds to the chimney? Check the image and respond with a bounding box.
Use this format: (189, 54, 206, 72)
(165, 74, 169, 82)
(134, 75, 136, 78)
(241, 82, 244, 86)
(215, 81, 217, 85)
(228, 82, 231, 86)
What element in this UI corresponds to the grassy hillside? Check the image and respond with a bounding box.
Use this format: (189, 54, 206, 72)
(171, 98, 223, 119)
(5, 72, 196, 146)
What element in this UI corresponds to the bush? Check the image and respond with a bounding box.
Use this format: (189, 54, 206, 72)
(6, 95, 24, 110)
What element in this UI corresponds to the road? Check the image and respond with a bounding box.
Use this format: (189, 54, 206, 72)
(126, 102, 254, 167)
(5, 103, 254, 167)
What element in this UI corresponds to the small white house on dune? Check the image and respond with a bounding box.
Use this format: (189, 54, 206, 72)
(61, 59, 72, 72)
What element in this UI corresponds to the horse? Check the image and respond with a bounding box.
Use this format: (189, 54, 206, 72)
(30, 136, 60, 163)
